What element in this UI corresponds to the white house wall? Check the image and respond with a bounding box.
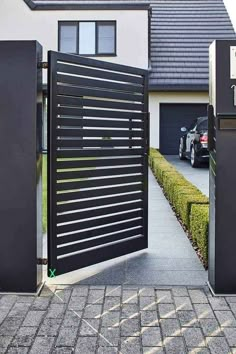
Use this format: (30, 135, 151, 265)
(0, 0, 149, 83)
(149, 91, 209, 148)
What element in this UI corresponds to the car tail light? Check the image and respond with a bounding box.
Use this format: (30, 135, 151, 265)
(200, 135, 208, 143)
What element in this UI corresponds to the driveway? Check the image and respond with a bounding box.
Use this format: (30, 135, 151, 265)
(165, 155, 209, 197)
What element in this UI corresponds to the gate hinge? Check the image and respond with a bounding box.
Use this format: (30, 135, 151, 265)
(37, 258, 48, 265)
(38, 62, 48, 69)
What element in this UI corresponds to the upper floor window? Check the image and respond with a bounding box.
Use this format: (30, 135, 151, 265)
(59, 21, 116, 56)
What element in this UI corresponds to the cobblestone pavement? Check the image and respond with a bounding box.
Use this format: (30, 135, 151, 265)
(1, 285, 236, 354)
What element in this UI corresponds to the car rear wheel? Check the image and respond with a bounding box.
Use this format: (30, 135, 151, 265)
(179, 142, 186, 160)
(190, 146, 200, 168)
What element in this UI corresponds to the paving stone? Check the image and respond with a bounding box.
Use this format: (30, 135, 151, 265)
(46, 304, 67, 319)
(101, 311, 120, 327)
(208, 298, 229, 311)
(103, 297, 121, 312)
(172, 288, 188, 297)
(75, 337, 97, 353)
(122, 290, 138, 304)
(199, 319, 224, 337)
(139, 288, 155, 297)
(0, 311, 9, 326)
(223, 327, 236, 346)
(226, 297, 236, 304)
(182, 327, 206, 347)
(79, 319, 100, 336)
(7, 347, 29, 354)
(56, 326, 78, 347)
(16, 296, 34, 304)
(120, 337, 142, 354)
(194, 304, 215, 319)
(188, 290, 208, 304)
(97, 347, 118, 354)
(214, 311, 236, 327)
(143, 347, 164, 353)
(156, 291, 173, 304)
(174, 297, 193, 311)
(121, 304, 139, 318)
(52, 289, 72, 304)
(40, 286, 56, 297)
(71, 286, 89, 297)
(83, 304, 102, 319)
(29, 336, 55, 354)
(0, 318, 22, 336)
(87, 290, 105, 303)
(140, 297, 156, 311)
(62, 310, 81, 327)
(141, 311, 159, 327)
(178, 311, 199, 327)
(22, 311, 45, 327)
(31, 297, 50, 310)
(164, 336, 186, 354)
(141, 326, 162, 346)
(121, 318, 140, 337)
(0, 336, 13, 351)
(8, 302, 31, 317)
(0, 296, 17, 309)
(99, 327, 120, 346)
(187, 349, 210, 354)
(52, 348, 74, 354)
(206, 336, 231, 354)
(160, 319, 181, 337)
(11, 326, 37, 347)
(68, 297, 86, 311)
(38, 318, 62, 336)
(105, 286, 122, 297)
(158, 304, 177, 318)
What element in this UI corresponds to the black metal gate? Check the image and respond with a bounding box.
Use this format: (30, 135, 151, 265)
(48, 51, 149, 276)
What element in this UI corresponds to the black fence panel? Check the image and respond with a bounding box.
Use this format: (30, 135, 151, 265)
(48, 51, 149, 276)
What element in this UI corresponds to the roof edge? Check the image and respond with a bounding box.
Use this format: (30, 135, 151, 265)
(149, 84, 209, 92)
(23, 0, 150, 10)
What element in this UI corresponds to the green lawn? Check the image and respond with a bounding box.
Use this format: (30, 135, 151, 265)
(42, 154, 47, 233)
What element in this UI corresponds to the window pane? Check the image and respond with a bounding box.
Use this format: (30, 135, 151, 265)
(60, 24, 77, 53)
(98, 23, 115, 54)
(79, 22, 96, 55)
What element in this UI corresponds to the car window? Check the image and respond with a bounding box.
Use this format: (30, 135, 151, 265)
(188, 120, 197, 131)
(197, 119, 208, 131)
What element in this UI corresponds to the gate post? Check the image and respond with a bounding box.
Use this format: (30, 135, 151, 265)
(0, 41, 43, 293)
(208, 40, 236, 294)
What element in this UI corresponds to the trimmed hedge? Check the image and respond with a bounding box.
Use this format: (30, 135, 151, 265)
(190, 204, 209, 264)
(149, 148, 209, 265)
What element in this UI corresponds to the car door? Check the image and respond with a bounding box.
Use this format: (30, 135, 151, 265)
(186, 120, 197, 156)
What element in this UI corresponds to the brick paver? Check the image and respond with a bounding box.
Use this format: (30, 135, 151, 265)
(1, 285, 236, 353)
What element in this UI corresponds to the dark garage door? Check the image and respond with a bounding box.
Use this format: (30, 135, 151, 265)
(160, 103, 207, 155)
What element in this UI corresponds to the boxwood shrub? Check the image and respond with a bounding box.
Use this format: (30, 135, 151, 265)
(149, 148, 209, 265)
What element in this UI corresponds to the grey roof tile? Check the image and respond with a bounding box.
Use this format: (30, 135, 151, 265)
(149, 0, 236, 89)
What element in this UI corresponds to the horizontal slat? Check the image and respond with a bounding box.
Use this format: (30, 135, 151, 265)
(57, 175, 143, 191)
(57, 106, 144, 120)
(57, 85, 144, 103)
(56, 118, 144, 129)
(56, 148, 145, 158)
(57, 62, 144, 85)
(58, 95, 144, 112)
(56, 219, 142, 245)
(57, 157, 143, 169)
(57, 228, 143, 256)
(57, 166, 143, 180)
(57, 201, 143, 223)
(57, 128, 144, 139)
(57, 139, 144, 148)
(57, 183, 143, 202)
(57, 210, 143, 234)
(57, 73, 144, 94)
(56, 191, 143, 213)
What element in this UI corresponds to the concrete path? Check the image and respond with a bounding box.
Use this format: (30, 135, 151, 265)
(165, 155, 209, 197)
(1, 285, 236, 353)
(46, 169, 207, 287)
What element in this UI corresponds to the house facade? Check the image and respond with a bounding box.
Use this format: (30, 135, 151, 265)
(0, 0, 235, 152)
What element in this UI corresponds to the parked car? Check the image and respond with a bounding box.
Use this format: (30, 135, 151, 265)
(179, 116, 209, 167)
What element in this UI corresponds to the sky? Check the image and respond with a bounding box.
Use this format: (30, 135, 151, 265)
(224, 0, 236, 31)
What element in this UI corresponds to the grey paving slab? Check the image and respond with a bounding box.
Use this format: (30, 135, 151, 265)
(165, 155, 209, 197)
